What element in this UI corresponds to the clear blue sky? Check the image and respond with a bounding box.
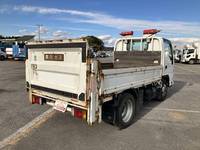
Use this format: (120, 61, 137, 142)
(0, 0, 200, 44)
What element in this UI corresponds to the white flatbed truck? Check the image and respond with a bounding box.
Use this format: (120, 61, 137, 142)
(26, 29, 174, 128)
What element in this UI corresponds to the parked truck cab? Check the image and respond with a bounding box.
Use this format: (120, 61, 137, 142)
(181, 43, 200, 64)
(26, 29, 174, 128)
(181, 48, 196, 64)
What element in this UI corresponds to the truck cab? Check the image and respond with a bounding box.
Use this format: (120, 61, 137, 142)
(114, 30, 174, 86)
(181, 48, 195, 64)
(181, 43, 200, 64)
(12, 42, 27, 60)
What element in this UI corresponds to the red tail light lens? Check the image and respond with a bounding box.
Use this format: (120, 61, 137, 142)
(73, 108, 87, 120)
(32, 95, 41, 104)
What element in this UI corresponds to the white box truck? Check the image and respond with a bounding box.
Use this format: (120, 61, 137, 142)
(26, 29, 174, 128)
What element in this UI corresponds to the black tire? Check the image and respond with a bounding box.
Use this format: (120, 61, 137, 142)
(0, 55, 5, 61)
(189, 59, 194, 64)
(116, 93, 136, 129)
(157, 81, 168, 101)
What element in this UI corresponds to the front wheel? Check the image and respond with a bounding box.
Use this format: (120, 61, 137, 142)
(116, 93, 136, 129)
(157, 81, 168, 101)
(0, 55, 5, 61)
(189, 59, 195, 64)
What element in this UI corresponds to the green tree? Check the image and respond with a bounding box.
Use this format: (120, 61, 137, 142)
(0, 35, 4, 39)
(84, 36, 104, 51)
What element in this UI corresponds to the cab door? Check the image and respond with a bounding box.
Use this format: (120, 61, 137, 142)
(163, 39, 174, 86)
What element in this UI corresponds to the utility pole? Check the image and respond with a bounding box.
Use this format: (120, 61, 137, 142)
(36, 24, 43, 41)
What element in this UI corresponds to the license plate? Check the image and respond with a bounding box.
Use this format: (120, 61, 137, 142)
(53, 100, 68, 112)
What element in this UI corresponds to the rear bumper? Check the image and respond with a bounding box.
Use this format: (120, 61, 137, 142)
(31, 84, 78, 99)
(29, 87, 90, 123)
(29, 85, 87, 110)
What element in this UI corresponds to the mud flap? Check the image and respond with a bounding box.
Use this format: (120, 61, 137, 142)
(102, 100, 116, 125)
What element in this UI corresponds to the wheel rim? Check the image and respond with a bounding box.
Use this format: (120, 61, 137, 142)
(189, 60, 194, 64)
(121, 99, 133, 123)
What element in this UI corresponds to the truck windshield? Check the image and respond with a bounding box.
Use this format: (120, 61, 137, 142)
(187, 49, 194, 54)
(126, 40, 142, 51)
(121, 39, 148, 51)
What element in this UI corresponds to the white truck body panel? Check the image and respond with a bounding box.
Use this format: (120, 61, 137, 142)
(6, 48, 13, 56)
(101, 66, 162, 95)
(27, 48, 86, 95)
(198, 49, 200, 60)
(26, 40, 88, 108)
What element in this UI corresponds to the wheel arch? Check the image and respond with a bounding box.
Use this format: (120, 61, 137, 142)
(162, 75, 170, 87)
(116, 88, 138, 102)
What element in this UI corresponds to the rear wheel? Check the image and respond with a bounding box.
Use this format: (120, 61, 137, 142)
(116, 93, 136, 129)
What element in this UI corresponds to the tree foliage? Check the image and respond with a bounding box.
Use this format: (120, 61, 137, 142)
(0, 35, 4, 39)
(0, 35, 20, 39)
(84, 36, 104, 51)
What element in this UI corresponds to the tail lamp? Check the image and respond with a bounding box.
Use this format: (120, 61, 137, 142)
(32, 95, 42, 104)
(73, 107, 87, 120)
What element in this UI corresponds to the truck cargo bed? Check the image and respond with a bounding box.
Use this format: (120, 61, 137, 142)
(101, 65, 162, 95)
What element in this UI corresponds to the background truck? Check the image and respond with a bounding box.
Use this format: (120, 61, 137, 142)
(26, 29, 174, 128)
(12, 42, 27, 60)
(181, 43, 200, 64)
(0, 47, 7, 60)
(0, 35, 34, 60)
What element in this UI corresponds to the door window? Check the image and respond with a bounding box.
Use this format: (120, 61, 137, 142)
(164, 39, 173, 64)
(187, 49, 194, 54)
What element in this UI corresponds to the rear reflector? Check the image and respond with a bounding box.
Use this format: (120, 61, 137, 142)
(73, 108, 87, 120)
(32, 95, 42, 104)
